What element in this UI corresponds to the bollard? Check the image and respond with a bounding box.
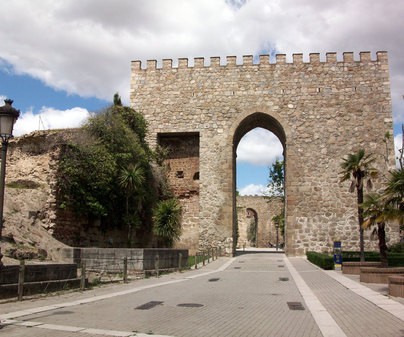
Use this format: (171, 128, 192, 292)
(178, 253, 182, 272)
(80, 261, 86, 291)
(18, 260, 25, 301)
(194, 253, 198, 269)
(123, 257, 128, 283)
(155, 254, 160, 278)
(203, 251, 206, 266)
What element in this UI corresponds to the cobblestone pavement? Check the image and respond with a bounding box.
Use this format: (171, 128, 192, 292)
(1, 252, 404, 337)
(289, 257, 404, 337)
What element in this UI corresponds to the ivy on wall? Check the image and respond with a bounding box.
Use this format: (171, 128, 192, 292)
(56, 95, 168, 246)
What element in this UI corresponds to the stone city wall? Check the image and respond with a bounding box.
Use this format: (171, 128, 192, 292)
(236, 196, 283, 248)
(159, 133, 200, 253)
(131, 51, 399, 255)
(5, 130, 135, 254)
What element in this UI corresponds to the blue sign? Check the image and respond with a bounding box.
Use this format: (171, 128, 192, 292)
(333, 241, 342, 270)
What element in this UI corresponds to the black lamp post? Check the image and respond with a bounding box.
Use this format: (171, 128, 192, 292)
(0, 99, 20, 267)
(275, 222, 279, 251)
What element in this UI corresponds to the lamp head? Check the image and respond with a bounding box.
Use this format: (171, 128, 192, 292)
(0, 99, 20, 141)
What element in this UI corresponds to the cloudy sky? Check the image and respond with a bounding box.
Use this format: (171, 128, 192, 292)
(0, 0, 403, 195)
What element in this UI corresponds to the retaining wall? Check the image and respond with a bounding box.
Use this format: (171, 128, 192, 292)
(55, 247, 189, 271)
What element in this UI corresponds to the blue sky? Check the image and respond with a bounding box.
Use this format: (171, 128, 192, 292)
(1, 0, 403, 195)
(0, 65, 278, 192)
(0, 66, 109, 116)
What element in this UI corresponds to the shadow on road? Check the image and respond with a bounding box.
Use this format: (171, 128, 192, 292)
(235, 248, 285, 256)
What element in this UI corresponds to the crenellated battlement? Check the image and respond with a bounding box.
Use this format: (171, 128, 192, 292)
(130, 47, 394, 257)
(132, 51, 388, 70)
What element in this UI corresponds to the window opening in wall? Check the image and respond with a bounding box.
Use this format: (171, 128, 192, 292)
(157, 132, 200, 204)
(193, 172, 199, 180)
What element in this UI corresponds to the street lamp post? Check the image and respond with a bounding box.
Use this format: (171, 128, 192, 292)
(275, 222, 279, 251)
(0, 99, 20, 267)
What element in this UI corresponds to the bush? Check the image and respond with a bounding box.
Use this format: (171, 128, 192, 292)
(341, 250, 404, 267)
(153, 198, 182, 248)
(306, 251, 334, 270)
(341, 251, 380, 262)
(387, 253, 404, 267)
(389, 242, 404, 253)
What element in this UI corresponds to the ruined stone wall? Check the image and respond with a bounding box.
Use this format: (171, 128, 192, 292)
(236, 196, 283, 248)
(158, 133, 200, 253)
(131, 51, 398, 256)
(5, 130, 133, 256)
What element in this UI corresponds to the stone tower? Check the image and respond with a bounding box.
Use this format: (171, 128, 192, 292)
(130, 52, 397, 256)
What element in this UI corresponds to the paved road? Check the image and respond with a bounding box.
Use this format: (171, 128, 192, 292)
(1, 252, 404, 337)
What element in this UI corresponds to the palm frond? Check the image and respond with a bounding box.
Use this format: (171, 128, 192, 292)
(340, 149, 378, 194)
(118, 164, 145, 195)
(153, 198, 182, 247)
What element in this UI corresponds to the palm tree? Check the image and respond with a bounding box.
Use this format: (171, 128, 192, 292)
(362, 193, 388, 266)
(340, 149, 377, 262)
(118, 164, 145, 246)
(383, 168, 404, 227)
(153, 198, 182, 248)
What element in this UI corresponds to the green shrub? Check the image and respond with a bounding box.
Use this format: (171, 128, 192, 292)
(387, 253, 404, 267)
(152, 198, 182, 248)
(306, 251, 334, 270)
(341, 251, 380, 262)
(389, 242, 404, 253)
(341, 251, 404, 266)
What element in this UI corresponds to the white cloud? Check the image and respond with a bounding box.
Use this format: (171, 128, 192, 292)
(13, 106, 90, 137)
(0, 0, 403, 157)
(237, 128, 283, 166)
(239, 183, 269, 196)
(0, 0, 402, 125)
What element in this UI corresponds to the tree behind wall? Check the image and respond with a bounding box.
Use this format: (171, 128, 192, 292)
(267, 159, 285, 243)
(267, 159, 284, 197)
(57, 96, 158, 246)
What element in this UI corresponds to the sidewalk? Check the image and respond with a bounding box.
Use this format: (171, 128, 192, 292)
(287, 257, 404, 337)
(0, 252, 403, 337)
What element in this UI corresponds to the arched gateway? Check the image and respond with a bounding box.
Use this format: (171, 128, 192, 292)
(131, 52, 396, 256)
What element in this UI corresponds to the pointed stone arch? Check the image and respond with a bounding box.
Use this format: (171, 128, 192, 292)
(232, 111, 288, 254)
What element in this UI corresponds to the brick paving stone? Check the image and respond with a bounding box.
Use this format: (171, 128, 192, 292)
(1, 254, 322, 337)
(9, 253, 401, 337)
(289, 257, 404, 337)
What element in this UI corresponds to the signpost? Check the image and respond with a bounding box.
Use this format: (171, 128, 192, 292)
(333, 241, 342, 271)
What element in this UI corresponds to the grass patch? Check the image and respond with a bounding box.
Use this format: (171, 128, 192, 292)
(7, 179, 42, 189)
(187, 254, 210, 267)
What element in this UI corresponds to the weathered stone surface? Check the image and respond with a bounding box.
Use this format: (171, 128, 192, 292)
(3, 130, 135, 262)
(131, 51, 399, 256)
(236, 196, 283, 248)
